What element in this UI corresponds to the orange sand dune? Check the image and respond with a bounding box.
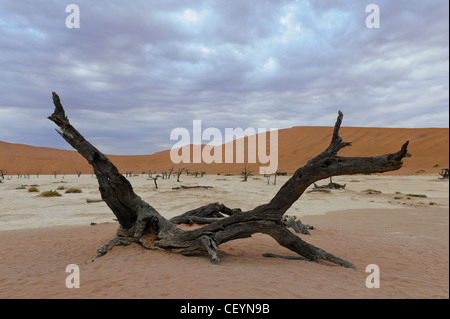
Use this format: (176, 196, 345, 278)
(0, 127, 448, 176)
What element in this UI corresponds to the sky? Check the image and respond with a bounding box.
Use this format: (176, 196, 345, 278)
(0, 0, 448, 155)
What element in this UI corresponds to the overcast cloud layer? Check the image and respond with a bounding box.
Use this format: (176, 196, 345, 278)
(0, 0, 448, 155)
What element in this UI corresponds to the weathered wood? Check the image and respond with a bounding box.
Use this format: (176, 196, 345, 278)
(169, 202, 241, 225)
(312, 180, 346, 190)
(282, 215, 314, 235)
(48, 93, 410, 268)
(171, 185, 213, 190)
(86, 198, 103, 203)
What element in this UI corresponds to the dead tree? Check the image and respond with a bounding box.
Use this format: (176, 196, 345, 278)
(176, 168, 185, 182)
(0, 169, 5, 180)
(48, 92, 410, 268)
(167, 167, 174, 179)
(241, 165, 252, 182)
(312, 177, 346, 191)
(149, 175, 162, 189)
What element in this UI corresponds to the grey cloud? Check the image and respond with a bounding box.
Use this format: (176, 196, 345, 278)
(0, 0, 448, 155)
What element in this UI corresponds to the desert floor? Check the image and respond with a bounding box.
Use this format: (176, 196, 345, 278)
(0, 174, 448, 299)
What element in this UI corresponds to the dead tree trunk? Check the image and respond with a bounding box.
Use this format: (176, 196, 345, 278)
(150, 175, 162, 189)
(241, 165, 252, 182)
(176, 168, 184, 182)
(48, 92, 410, 268)
(169, 203, 241, 225)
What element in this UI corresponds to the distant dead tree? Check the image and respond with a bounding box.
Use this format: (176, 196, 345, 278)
(185, 169, 190, 176)
(48, 92, 411, 268)
(75, 170, 82, 177)
(150, 175, 162, 189)
(167, 167, 174, 179)
(0, 169, 6, 180)
(241, 165, 252, 182)
(176, 168, 185, 182)
(312, 177, 346, 191)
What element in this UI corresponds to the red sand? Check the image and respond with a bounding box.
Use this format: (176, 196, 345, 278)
(0, 207, 448, 299)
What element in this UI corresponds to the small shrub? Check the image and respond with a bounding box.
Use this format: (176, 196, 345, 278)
(433, 164, 440, 168)
(40, 190, 62, 197)
(393, 196, 402, 200)
(276, 172, 288, 176)
(57, 185, 65, 190)
(65, 187, 82, 194)
(416, 169, 426, 173)
(28, 186, 40, 192)
(406, 193, 427, 198)
(429, 202, 436, 205)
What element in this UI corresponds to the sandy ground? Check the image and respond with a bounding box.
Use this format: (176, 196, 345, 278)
(0, 174, 448, 299)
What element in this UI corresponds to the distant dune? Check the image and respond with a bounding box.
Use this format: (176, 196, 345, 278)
(0, 126, 448, 176)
